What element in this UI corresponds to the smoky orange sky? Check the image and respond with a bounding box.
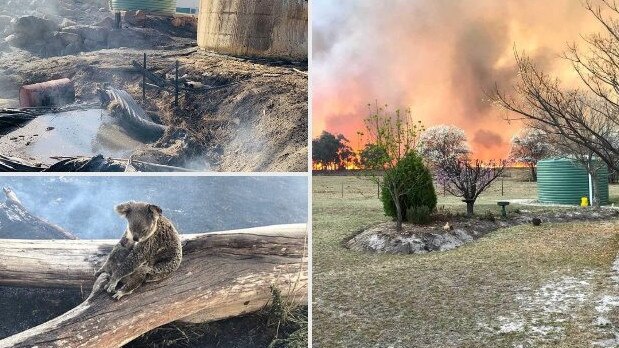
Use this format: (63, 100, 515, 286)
(312, 0, 605, 160)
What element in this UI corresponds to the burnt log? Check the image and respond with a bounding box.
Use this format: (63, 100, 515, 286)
(0, 224, 307, 348)
(0, 155, 195, 172)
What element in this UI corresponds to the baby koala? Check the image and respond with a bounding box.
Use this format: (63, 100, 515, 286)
(94, 201, 182, 300)
(96, 234, 134, 277)
(93, 232, 148, 300)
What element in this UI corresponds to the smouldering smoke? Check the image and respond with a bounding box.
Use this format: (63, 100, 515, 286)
(1, 177, 308, 239)
(313, 0, 600, 160)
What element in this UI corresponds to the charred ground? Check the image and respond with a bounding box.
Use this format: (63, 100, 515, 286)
(0, 0, 308, 171)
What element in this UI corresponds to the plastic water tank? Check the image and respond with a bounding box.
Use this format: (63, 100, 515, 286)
(110, 0, 177, 16)
(537, 158, 609, 205)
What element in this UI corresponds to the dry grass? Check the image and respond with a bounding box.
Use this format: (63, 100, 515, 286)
(313, 175, 619, 347)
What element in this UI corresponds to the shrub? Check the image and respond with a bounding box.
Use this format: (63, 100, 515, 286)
(381, 152, 437, 223)
(406, 205, 432, 224)
(478, 210, 496, 222)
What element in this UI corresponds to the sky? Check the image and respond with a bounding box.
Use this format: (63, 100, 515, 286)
(312, 0, 603, 160)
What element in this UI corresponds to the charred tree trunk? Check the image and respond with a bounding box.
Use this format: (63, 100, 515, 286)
(0, 224, 307, 348)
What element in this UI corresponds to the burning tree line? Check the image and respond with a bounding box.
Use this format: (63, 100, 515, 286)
(314, 0, 619, 227)
(314, 103, 508, 229)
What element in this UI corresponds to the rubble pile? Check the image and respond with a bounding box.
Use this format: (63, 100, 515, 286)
(3, 15, 174, 56)
(0, 0, 196, 56)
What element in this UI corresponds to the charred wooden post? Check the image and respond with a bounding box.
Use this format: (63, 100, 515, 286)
(0, 224, 307, 348)
(115, 12, 122, 29)
(142, 53, 146, 102)
(175, 60, 179, 108)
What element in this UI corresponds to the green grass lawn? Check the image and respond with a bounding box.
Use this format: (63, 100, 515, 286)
(313, 175, 619, 347)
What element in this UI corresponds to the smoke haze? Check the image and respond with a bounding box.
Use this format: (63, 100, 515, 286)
(313, 0, 602, 160)
(0, 176, 307, 239)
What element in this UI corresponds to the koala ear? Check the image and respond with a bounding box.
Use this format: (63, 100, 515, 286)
(115, 202, 133, 216)
(148, 204, 162, 215)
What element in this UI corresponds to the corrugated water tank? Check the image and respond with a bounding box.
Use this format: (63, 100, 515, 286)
(537, 158, 609, 205)
(110, 0, 177, 16)
(197, 0, 308, 60)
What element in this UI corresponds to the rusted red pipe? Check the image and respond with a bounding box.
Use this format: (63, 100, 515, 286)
(19, 78, 75, 108)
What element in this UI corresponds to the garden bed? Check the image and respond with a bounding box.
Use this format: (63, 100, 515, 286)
(346, 207, 619, 254)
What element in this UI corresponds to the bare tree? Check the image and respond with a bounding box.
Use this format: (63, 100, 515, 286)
(492, 1, 619, 173)
(509, 128, 554, 181)
(435, 159, 506, 216)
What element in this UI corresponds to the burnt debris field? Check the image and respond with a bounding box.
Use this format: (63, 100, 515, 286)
(0, 0, 308, 172)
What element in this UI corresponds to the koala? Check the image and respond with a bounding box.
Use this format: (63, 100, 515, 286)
(95, 234, 134, 278)
(102, 201, 183, 300)
(90, 235, 148, 301)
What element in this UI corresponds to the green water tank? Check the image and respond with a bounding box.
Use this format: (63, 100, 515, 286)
(111, 0, 177, 16)
(537, 158, 609, 205)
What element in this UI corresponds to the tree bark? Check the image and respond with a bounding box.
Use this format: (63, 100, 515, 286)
(0, 224, 307, 348)
(464, 200, 475, 216)
(389, 185, 403, 231)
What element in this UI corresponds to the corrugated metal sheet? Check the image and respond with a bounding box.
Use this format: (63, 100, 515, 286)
(537, 158, 609, 205)
(111, 0, 177, 16)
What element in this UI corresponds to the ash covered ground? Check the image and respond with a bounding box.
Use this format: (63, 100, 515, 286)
(0, 0, 308, 171)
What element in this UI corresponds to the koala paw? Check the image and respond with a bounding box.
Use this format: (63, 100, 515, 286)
(112, 290, 126, 300)
(106, 278, 119, 293)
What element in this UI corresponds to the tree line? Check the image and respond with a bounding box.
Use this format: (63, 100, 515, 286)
(313, 0, 619, 225)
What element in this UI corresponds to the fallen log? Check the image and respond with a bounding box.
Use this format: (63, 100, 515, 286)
(0, 154, 43, 172)
(0, 224, 307, 348)
(49, 156, 198, 172)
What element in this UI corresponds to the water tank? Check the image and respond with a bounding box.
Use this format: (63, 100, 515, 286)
(537, 158, 609, 205)
(197, 0, 308, 60)
(110, 0, 177, 16)
(19, 78, 75, 107)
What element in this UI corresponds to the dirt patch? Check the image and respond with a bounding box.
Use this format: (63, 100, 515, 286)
(477, 271, 597, 343)
(347, 208, 619, 254)
(0, 49, 307, 171)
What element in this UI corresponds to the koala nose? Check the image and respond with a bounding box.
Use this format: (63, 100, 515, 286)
(133, 236, 139, 242)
